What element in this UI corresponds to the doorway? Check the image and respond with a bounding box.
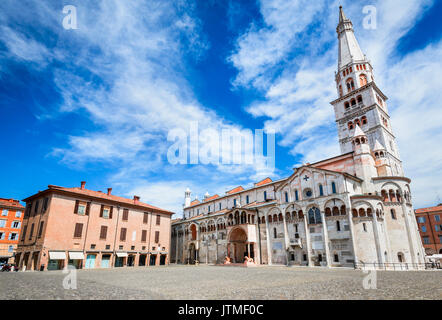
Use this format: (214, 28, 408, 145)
(85, 254, 96, 269)
(127, 255, 135, 266)
(160, 254, 166, 265)
(149, 254, 157, 266)
(139, 254, 146, 266)
(101, 255, 111, 268)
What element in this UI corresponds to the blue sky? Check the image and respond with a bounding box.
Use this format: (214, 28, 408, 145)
(1, 0, 441, 215)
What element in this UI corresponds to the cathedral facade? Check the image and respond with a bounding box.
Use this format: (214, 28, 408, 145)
(170, 7, 425, 269)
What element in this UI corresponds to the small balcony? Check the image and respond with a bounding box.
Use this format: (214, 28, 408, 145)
(289, 238, 302, 247)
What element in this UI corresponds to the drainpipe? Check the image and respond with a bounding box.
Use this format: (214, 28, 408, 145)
(81, 201, 92, 269)
(112, 206, 121, 268)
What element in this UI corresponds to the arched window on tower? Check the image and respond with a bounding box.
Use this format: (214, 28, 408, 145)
(345, 101, 350, 109)
(354, 119, 361, 127)
(359, 74, 368, 86)
(357, 95, 363, 104)
(361, 116, 367, 125)
(348, 121, 354, 130)
(351, 98, 356, 107)
(346, 78, 355, 92)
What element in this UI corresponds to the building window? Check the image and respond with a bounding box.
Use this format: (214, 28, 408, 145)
(219, 203, 222, 210)
(295, 190, 299, 201)
(334, 254, 339, 263)
(391, 209, 396, 220)
(336, 220, 341, 232)
(102, 207, 110, 218)
(106, 245, 111, 250)
(91, 244, 96, 249)
(2, 209, 8, 216)
(12, 221, 20, 229)
(363, 223, 367, 232)
(417, 217, 425, 223)
(423, 236, 430, 244)
(143, 212, 148, 224)
(119, 245, 123, 250)
(435, 215, 440, 222)
(15, 211, 22, 218)
(73, 223, 83, 238)
(8, 245, 13, 253)
(285, 192, 289, 203)
(141, 230, 147, 242)
(246, 195, 249, 204)
(0, 220, 6, 228)
(38, 221, 44, 238)
(439, 235, 442, 244)
(319, 184, 324, 196)
(233, 199, 237, 207)
(9, 233, 18, 240)
(308, 207, 321, 224)
(120, 228, 127, 241)
(264, 191, 267, 201)
(273, 227, 277, 239)
(154, 231, 160, 243)
(29, 223, 34, 239)
(156, 215, 161, 225)
(331, 182, 337, 194)
(100, 226, 108, 240)
(77, 202, 86, 215)
(122, 209, 129, 221)
(303, 254, 307, 261)
(0, 232, 4, 240)
(421, 226, 426, 233)
(435, 225, 440, 232)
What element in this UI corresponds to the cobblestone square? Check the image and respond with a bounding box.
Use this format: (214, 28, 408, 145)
(0, 265, 441, 300)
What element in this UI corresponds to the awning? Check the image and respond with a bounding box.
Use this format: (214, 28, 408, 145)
(68, 251, 85, 260)
(160, 252, 168, 255)
(116, 252, 128, 257)
(150, 251, 158, 255)
(49, 251, 66, 260)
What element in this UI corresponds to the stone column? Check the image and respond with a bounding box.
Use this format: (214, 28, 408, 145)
(371, 207, 383, 264)
(303, 212, 313, 267)
(320, 210, 331, 267)
(281, 206, 290, 266)
(401, 201, 416, 264)
(346, 203, 359, 266)
(264, 211, 273, 265)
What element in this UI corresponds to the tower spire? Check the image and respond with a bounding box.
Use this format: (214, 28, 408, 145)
(336, 6, 365, 70)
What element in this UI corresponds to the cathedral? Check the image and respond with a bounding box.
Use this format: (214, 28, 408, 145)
(170, 7, 425, 269)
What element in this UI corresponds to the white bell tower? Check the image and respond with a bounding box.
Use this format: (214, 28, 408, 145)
(331, 6, 404, 176)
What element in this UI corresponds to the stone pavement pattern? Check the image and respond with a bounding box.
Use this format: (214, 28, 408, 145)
(0, 265, 440, 300)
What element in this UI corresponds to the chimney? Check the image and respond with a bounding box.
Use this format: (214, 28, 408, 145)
(107, 188, 112, 195)
(133, 195, 140, 203)
(80, 181, 86, 189)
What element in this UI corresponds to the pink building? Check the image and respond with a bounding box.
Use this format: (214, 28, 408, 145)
(16, 181, 173, 271)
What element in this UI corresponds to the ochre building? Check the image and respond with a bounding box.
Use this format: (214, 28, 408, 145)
(171, 7, 425, 269)
(16, 181, 173, 271)
(0, 198, 25, 264)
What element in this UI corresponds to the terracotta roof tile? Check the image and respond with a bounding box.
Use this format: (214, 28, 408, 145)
(203, 194, 219, 202)
(415, 205, 442, 214)
(226, 186, 244, 194)
(190, 199, 200, 206)
(0, 198, 24, 209)
(255, 177, 272, 186)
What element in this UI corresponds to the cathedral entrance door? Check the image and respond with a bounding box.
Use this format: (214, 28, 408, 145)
(228, 228, 248, 263)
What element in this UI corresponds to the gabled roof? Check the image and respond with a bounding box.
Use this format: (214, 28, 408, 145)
(255, 177, 273, 186)
(23, 185, 174, 215)
(373, 139, 385, 151)
(226, 186, 244, 194)
(203, 194, 219, 202)
(352, 125, 365, 138)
